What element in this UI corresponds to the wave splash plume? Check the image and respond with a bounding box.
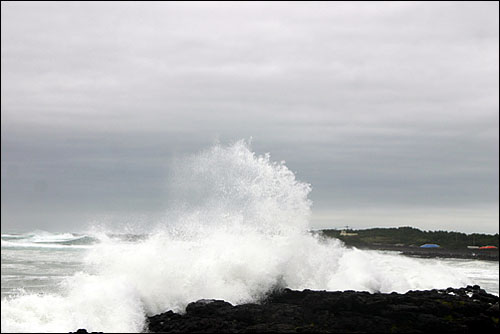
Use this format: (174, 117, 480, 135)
(1, 140, 469, 332)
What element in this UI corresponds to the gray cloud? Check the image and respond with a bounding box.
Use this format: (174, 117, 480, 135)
(1, 2, 498, 233)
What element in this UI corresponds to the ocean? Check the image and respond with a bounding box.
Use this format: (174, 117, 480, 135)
(1, 141, 499, 332)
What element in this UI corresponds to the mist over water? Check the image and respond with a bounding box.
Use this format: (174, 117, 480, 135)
(1, 141, 491, 333)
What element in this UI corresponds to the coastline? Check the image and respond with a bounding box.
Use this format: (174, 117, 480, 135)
(317, 227, 499, 261)
(351, 244, 499, 261)
(70, 285, 500, 333)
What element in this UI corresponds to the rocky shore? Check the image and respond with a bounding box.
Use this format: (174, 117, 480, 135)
(147, 285, 499, 333)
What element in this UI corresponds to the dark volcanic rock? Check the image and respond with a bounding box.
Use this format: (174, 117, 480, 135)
(147, 285, 499, 333)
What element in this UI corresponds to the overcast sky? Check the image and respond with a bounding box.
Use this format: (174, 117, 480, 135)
(1, 1, 499, 234)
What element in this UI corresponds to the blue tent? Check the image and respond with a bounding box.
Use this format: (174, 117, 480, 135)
(420, 243, 440, 248)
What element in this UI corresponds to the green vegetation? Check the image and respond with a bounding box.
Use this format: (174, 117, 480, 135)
(318, 226, 499, 250)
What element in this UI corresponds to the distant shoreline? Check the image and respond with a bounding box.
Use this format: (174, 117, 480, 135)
(350, 243, 499, 261)
(317, 226, 499, 261)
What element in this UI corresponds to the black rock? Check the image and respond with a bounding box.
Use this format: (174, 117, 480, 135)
(147, 286, 500, 333)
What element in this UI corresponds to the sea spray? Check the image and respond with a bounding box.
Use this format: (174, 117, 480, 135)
(164, 139, 312, 235)
(1, 140, 471, 333)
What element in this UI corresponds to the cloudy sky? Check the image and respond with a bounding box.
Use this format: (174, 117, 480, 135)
(1, 1, 498, 234)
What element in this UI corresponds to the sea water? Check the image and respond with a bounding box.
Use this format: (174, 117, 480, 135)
(1, 141, 499, 332)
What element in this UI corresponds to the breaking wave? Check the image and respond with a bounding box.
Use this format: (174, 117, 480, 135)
(1, 140, 471, 332)
(2, 232, 99, 249)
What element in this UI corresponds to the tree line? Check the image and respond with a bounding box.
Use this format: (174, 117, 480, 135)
(318, 226, 499, 249)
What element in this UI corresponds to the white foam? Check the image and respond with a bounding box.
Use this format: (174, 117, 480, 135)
(27, 232, 80, 243)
